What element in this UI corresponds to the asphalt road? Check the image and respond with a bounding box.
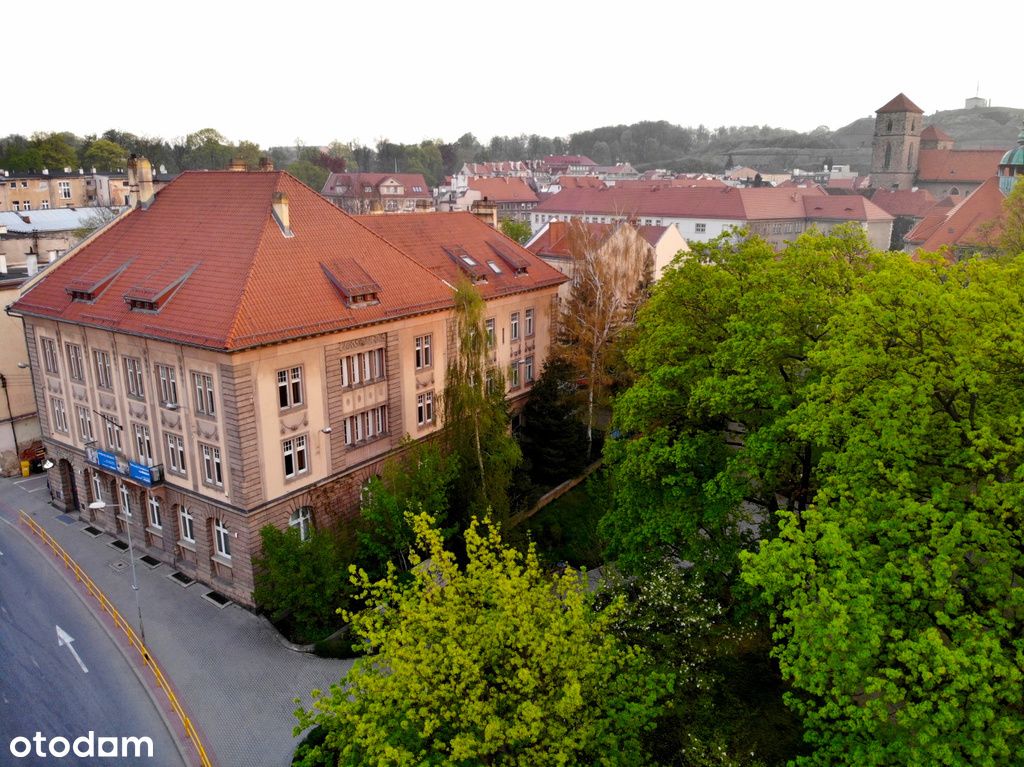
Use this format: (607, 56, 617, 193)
(0, 514, 184, 766)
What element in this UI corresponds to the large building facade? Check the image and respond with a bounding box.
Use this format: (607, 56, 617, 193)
(12, 166, 564, 605)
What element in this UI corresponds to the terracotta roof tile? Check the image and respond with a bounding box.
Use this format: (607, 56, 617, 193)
(905, 177, 1004, 252)
(467, 177, 539, 203)
(557, 175, 606, 189)
(867, 188, 937, 218)
(920, 125, 953, 142)
(876, 93, 924, 114)
(802, 195, 893, 221)
(13, 172, 455, 350)
(916, 149, 1002, 183)
(354, 212, 566, 300)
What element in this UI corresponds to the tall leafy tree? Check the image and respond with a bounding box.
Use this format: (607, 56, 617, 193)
(294, 513, 668, 767)
(517, 355, 589, 486)
(744, 254, 1024, 766)
(602, 226, 876, 576)
(443, 278, 521, 525)
(83, 138, 127, 171)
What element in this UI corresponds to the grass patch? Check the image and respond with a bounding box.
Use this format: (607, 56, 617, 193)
(519, 471, 610, 570)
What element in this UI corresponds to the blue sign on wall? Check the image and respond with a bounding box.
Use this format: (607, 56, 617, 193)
(128, 462, 153, 485)
(86, 447, 163, 487)
(96, 450, 119, 471)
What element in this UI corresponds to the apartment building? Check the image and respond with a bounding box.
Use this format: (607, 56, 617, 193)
(11, 164, 565, 605)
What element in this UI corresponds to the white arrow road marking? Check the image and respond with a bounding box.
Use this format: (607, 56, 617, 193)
(56, 625, 88, 673)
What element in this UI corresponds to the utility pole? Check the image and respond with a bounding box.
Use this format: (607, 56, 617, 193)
(1, 374, 19, 460)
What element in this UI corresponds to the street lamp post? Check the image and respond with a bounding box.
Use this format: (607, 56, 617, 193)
(88, 500, 145, 644)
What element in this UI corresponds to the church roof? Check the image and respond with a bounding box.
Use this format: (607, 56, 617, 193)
(916, 149, 1003, 183)
(920, 125, 953, 142)
(876, 93, 924, 114)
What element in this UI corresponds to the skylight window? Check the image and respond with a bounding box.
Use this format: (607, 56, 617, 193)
(487, 261, 502, 274)
(461, 255, 478, 266)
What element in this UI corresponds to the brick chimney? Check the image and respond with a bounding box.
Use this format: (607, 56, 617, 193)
(259, 157, 275, 172)
(127, 154, 154, 207)
(228, 157, 248, 172)
(470, 197, 498, 228)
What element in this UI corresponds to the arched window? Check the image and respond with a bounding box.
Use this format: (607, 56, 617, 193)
(884, 143, 892, 170)
(949, 187, 960, 196)
(178, 505, 195, 543)
(289, 507, 313, 541)
(886, 119, 893, 132)
(214, 519, 231, 559)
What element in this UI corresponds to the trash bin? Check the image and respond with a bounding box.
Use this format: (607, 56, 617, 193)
(20, 460, 30, 478)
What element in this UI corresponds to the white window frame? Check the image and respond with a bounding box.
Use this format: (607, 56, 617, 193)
(417, 391, 434, 426)
(124, 357, 145, 399)
(41, 337, 59, 375)
(51, 397, 68, 433)
(414, 334, 432, 369)
(147, 494, 162, 530)
(192, 372, 216, 417)
(282, 435, 309, 479)
(525, 356, 534, 383)
(277, 366, 303, 409)
(289, 507, 312, 541)
(133, 423, 153, 463)
(105, 417, 122, 452)
(58, 180, 71, 200)
(76, 405, 94, 442)
(66, 343, 84, 382)
(156, 364, 178, 407)
(510, 312, 520, 342)
(201, 443, 223, 487)
(485, 318, 495, 348)
(166, 433, 186, 475)
(179, 505, 195, 543)
(214, 519, 231, 560)
(94, 350, 113, 390)
(525, 308, 535, 337)
(118, 482, 132, 518)
(510, 361, 520, 389)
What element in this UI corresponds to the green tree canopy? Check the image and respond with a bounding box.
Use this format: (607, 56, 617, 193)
(295, 513, 668, 766)
(743, 254, 1024, 765)
(499, 218, 532, 244)
(83, 138, 127, 172)
(517, 356, 589, 486)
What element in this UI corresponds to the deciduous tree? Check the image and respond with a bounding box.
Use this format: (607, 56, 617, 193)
(294, 513, 668, 767)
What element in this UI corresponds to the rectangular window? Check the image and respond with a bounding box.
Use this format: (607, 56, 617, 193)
(76, 405, 94, 442)
(105, 417, 122, 452)
(119, 483, 132, 518)
(342, 405, 388, 446)
(133, 423, 153, 463)
(417, 391, 434, 426)
(510, 361, 520, 388)
(166, 433, 186, 475)
(58, 181, 71, 200)
(179, 505, 194, 543)
(277, 366, 303, 409)
(41, 200, 49, 210)
(41, 338, 59, 375)
(525, 355, 534, 383)
(510, 312, 520, 342)
(94, 350, 113, 390)
(282, 435, 308, 478)
(23, 201, 30, 211)
(201, 443, 223, 486)
(11, 201, 18, 212)
(525, 308, 535, 337)
(124, 357, 145, 399)
(695, 222, 707, 234)
(414, 334, 432, 369)
(66, 343, 84, 382)
(341, 349, 386, 387)
(51, 397, 68, 433)
(485, 318, 495, 348)
(156, 364, 178, 406)
(192, 372, 216, 417)
(147, 494, 162, 529)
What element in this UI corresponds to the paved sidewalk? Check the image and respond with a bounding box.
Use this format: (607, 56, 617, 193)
(1, 474, 352, 767)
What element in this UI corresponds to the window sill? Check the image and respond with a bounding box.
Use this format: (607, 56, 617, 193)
(212, 553, 233, 568)
(283, 471, 311, 484)
(178, 539, 196, 552)
(146, 527, 163, 537)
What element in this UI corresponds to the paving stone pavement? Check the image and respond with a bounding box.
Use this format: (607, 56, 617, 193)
(1, 474, 351, 767)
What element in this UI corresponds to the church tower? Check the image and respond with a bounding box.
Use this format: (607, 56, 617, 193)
(871, 93, 924, 190)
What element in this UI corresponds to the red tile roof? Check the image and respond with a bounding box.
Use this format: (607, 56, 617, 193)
(904, 177, 1004, 252)
(467, 177, 539, 204)
(13, 172, 464, 350)
(876, 93, 924, 114)
(322, 172, 432, 198)
(635, 225, 670, 247)
(557, 175, 606, 190)
(802, 195, 893, 222)
(354, 212, 566, 300)
(920, 125, 953, 142)
(537, 185, 829, 221)
(617, 177, 728, 190)
(526, 220, 668, 258)
(543, 155, 595, 166)
(916, 149, 1003, 183)
(867, 188, 938, 218)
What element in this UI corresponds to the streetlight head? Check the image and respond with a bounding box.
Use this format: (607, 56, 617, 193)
(87, 501, 107, 510)
(42, 459, 54, 470)
(17, 362, 29, 369)
(321, 426, 332, 434)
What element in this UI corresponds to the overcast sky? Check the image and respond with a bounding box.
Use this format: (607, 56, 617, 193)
(7, 1, 1017, 149)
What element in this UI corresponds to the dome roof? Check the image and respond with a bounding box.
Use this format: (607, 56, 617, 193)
(1000, 123, 1024, 168)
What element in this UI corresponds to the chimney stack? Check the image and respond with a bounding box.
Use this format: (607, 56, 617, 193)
(259, 157, 275, 172)
(228, 157, 248, 172)
(272, 191, 290, 231)
(127, 154, 155, 208)
(26, 254, 38, 276)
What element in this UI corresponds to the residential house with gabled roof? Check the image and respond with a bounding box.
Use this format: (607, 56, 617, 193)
(11, 164, 564, 605)
(321, 172, 434, 214)
(466, 177, 539, 222)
